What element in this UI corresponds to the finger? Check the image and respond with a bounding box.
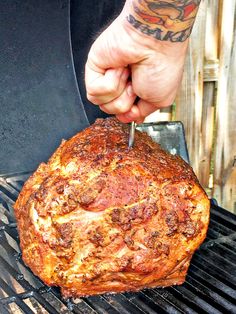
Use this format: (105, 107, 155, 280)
(116, 105, 144, 124)
(85, 64, 122, 97)
(99, 83, 137, 115)
(117, 96, 175, 123)
(85, 64, 130, 105)
(116, 99, 157, 123)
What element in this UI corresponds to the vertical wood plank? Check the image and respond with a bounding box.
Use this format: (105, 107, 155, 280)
(199, 0, 219, 189)
(213, 0, 236, 212)
(199, 82, 215, 187)
(175, 0, 207, 178)
(205, 0, 219, 61)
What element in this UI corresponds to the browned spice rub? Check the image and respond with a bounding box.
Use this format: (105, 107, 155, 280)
(14, 118, 210, 297)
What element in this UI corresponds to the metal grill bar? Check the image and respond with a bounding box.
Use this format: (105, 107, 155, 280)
(0, 291, 35, 304)
(124, 291, 172, 314)
(191, 254, 236, 290)
(141, 290, 183, 313)
(84, 295, 122, 314)
(210, 207, 236, 229)
(208, 243, 236, 262)
(151, 288, 198, 314)
(0, 173, 236, 314)
(185, 275, 234, 312)
(209, 220, 234, 235)
(0, 277, 35, 314)
(188, 264, 236, 301)
(101, 294, 146, 314)
(1, 305, 11, 314)
(0, 256, 60, 314)
(172, 285, 222, 314)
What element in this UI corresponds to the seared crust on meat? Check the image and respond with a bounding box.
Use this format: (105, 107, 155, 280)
(14, 118, 210, 297)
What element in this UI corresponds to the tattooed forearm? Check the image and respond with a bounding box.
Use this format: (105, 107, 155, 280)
(127, 0, 201, 42)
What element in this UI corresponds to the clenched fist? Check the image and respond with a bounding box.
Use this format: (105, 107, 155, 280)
(85, 1, 190, 123)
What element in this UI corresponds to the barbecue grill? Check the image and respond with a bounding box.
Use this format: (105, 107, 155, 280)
(1, 1, 236, 313)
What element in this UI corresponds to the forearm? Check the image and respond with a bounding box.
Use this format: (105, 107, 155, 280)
(125, 0, 201, 42)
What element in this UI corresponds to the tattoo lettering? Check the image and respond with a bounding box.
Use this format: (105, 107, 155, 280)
(127, 0, 201, 42)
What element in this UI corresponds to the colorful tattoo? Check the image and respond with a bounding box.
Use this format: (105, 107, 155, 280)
(127, 0, 201, 42)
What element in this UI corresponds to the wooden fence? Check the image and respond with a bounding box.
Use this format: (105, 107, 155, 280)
(146, 0, 236, 213)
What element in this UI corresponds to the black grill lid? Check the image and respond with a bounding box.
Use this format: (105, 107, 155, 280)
(0, 0, 125, 174)
(0, 174, 236, 314)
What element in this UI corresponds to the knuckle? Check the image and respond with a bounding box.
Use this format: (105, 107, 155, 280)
(138, 91, 150, 101)
(118, 105, 128, 114)
(113, 100, 128, 114)
(86, 92, 94, 102)
(86, 85, 97, 97)
(100, 105, 110, 114)
(86, 93, 99, 105)
(106, 81, 119, 96)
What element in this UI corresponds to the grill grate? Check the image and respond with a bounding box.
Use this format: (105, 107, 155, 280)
(0, 173, 236, 314)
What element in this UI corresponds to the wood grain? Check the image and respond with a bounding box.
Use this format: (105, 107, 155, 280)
(199, 0, 219, 191)
(175, 0, 207, 179)
(214, 0, 236, 212)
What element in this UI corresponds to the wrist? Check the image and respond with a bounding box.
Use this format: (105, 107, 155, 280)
(122, 0, 200, 43)
(118, 3, 189, 56)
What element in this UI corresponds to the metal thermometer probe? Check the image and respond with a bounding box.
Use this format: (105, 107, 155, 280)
(128, 121, 136, 148)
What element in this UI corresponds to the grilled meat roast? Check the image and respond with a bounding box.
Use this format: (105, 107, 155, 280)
(14, 118, 210, 297)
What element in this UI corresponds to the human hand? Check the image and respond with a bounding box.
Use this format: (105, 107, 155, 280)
(85, 2, 189, 123)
